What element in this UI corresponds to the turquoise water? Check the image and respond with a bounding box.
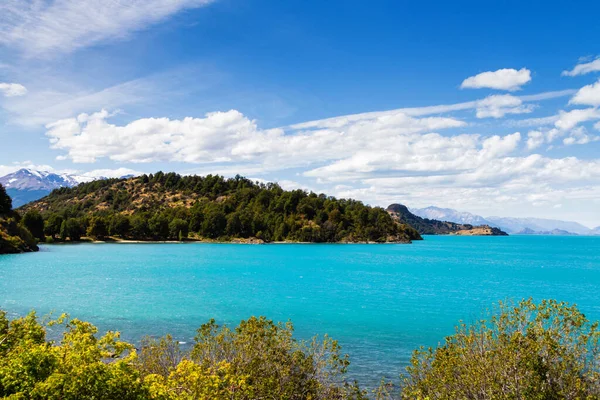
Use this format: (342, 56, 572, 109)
(1, 235, 600, 386)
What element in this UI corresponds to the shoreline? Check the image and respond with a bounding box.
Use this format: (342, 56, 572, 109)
(43, 237, 413, 245)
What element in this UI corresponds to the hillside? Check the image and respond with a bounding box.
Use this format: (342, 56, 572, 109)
(386, 204, 508, 236)
(0, 184, 39, 254)
(22, 172, 422, 244)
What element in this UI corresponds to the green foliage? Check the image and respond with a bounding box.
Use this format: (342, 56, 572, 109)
(0, 311, 149, 399)
(0, 191, 38, 253)
(22, 209, 45, 241)
(397, 299, 600, 400)
(0, 311, 365, 400)
(24, 173, 422, 243)
(0, 184, 11, 215)
(87, 216, 109, 240)
(186, 316, 365, 399)
(169, 218, 188, 240)
(44, 214, 63, 239)
(2, 300, 599, 398)
(109, 214, 132, 238)
(60, 218, 85, 241)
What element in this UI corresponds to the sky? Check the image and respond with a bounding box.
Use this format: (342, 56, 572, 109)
(1, 0, 600, 227)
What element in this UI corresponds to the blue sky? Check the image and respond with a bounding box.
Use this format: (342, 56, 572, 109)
(1, 0, 600, 226)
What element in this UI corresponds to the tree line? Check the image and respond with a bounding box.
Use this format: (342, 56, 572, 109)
(22, 172, 421, 243)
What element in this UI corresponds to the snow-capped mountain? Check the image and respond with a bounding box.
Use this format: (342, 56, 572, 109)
(411, 206, 492, 226)
(411, 205, 595, 235)
(0, 169, 84, 207)
(0, 168, 82, 191)
(0, 168, 136, 207)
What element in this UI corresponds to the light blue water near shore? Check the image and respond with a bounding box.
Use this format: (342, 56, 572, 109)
(1, 235, 600, 386)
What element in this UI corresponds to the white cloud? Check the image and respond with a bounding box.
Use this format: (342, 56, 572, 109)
(45, 108, 467, 167)
(461, 68, 532, 91)
(562, 58, 600, 77)
(289, 89, 569, 131)
(0, 82, 27, 97)
(0, 0, 214, 56)
(521, 108, 600, 149)
(570, 80, 600, 106)
(507, 115, 560, 128)
(562, 127, 600, 146)
(526, 130, 545, 150)
(554, 108, 600, 131)
(475, 94, 534, 118)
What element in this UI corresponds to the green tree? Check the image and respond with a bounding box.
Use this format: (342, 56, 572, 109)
(399, 299, 600, 400)
(109, 214, 131, 238)
(44, 214, 63, 239)
(130, 215, 150, 239)
(169, 218, 188, 240)
(149, 213, 169, 240)
(22, 209, 45, 241)
(0, 184, 11, 214)
(87, 216, 109, 240)
(60, 218, 84, 241)
(201, 208, 226, 239)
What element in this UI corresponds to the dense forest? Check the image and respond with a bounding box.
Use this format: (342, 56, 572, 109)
(0, 184, 38, 254)
(22, 172, 421, 244)
(1, 299, 598, 399)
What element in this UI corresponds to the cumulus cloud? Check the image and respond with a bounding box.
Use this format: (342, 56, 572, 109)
(475, 94, 534, 118)
(0, 82, 27, 97)
(562, 58, 600, 77)
(570, 80, 600, 106)
(0, 0, 214, 56)
(554, 108, 600, 131)
(522, 108, 600, 149)
(562, 127, 600, 146)
(45, 108, 467, 167)
(526, 130, 545, 150)
(461, 68, 532, 91)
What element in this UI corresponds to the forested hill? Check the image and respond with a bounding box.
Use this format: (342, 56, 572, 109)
(22, 172, 422, 243)
(386, 204, 508, 236)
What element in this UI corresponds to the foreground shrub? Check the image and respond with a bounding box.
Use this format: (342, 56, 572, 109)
(3, 299, 599, 399)
(397, 299, 600, 400)
(0, 311, 364, 399)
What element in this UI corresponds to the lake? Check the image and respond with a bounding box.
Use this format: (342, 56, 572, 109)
(1, 235, 599, 387)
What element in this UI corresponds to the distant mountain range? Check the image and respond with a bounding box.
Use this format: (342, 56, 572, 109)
(386, 204, 507, 236)
(411, 206, 598, 236)
(0, 168, 134, 207)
